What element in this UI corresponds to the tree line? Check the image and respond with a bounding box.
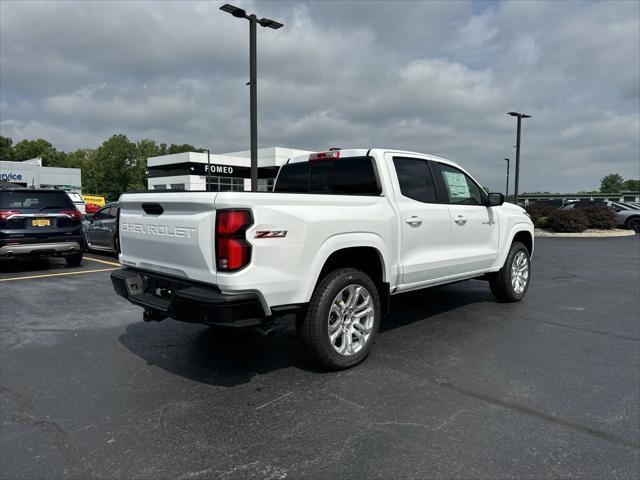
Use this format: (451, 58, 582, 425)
(1, 134, 638, 199)
(599, 173, 640, 193)
(0, 134, 203, 200)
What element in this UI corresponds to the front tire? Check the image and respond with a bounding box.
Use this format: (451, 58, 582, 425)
(301, 268, 381, 370)
(489, 241, 530, 302)
(65, 252, 83, 267)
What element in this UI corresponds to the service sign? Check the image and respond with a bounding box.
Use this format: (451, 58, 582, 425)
(0, 172, 23, 181)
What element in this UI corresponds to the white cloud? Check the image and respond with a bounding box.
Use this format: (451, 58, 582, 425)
(0, 0, 638, 192)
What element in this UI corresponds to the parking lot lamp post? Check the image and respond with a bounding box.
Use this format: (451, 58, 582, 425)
(206, 149, 211, 191)
(220, 4, 283, 192)
(507, 112, 531, 205)
(504, 158, 510, 199)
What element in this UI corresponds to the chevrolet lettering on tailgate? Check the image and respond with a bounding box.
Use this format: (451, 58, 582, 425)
(121, 222, 196, 239)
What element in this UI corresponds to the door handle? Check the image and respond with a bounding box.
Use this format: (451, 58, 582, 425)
(454, 215, 467, 225)
(405, 215, 422, 227)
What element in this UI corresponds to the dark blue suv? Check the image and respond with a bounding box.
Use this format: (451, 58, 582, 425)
(0, 188, 85, 266)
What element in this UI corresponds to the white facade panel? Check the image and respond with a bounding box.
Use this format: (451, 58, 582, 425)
(0, 159, 82, 192)
(146, 146, 312, 191)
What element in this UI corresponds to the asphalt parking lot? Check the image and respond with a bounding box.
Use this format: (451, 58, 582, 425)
(1, 237, 639, 479)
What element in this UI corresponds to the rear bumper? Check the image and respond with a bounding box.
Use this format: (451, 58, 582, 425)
(111, 268, 266, 327)
(0, 241, 81, 257)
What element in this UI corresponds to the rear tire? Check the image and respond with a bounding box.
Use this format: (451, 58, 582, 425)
(625, 216, 640, 233)
(301, 268, 381, 370)
(489, 241, 530, 303)
(65, 252, 83, 267)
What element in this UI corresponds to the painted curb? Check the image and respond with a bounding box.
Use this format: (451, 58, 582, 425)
(534, 229, 636, 238)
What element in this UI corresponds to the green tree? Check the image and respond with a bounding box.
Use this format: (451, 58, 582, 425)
(84, 134, 137, 200)
(0, 136, 15, 161)
(168, 143, 203, 154)
(622, 179, 640, 191)
(13, 138, 66, 166)
(600, 173, 625, 193)
(129, 139, 161, 191)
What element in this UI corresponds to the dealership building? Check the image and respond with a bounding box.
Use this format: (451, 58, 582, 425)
(147, 147, 312, 192)
(0, 158, 82, 192)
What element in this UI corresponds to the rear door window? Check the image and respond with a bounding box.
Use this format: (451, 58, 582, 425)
(393, 157, 437, 203)
(275, 157, 381, 195)
(0, 191, 74, 210)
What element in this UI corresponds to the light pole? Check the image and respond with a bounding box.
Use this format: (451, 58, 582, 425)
(220, 4, 283, 192)
(507, 111, 531, 205)
(504, 158, 510, 199)
(206, 149, 211, 191)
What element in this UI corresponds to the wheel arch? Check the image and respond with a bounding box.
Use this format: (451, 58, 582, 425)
(493, 223, 534, 270)
(624, 214, 640, 226)
(304, 236, 392, 314)
(513, 230, 533, 256)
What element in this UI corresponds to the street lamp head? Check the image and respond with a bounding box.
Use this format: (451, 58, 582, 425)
(220, 3, 247, 18)
(507, 111, 532, 118)
(504, 158, 509, 162)
(258, 17, 284, 29)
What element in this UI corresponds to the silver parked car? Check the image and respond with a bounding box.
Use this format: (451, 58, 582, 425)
(608, 202, 640, 232)
(83, 202, 119, 254)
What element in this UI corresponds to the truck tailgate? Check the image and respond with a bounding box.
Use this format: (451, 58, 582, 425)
(118, 192, 218, 283)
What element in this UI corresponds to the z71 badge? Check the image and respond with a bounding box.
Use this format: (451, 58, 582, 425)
(254, 230, 287, 239)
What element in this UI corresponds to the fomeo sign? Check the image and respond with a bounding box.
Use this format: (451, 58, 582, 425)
(0, 172, 23, 181)
(204, 164, 234, 175)
(147, 161, 278, 179)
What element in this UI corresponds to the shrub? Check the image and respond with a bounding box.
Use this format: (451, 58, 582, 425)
(547, 209, 589, 233)
(526, 203, 557, 221)
(581, 206, 617, 230)
(536, 216, 550, 228)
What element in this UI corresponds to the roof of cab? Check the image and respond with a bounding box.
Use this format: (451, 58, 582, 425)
(0, 186, 67, 192)
(285, 148, 460, 168)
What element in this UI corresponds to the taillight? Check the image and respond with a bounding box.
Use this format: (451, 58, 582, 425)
(0, 210, 21, 221)
(216, 210, 253, 272)
(61, 209, 82, 223)
(309, 150, 340, 161)
(86, 203, 101, 214)
(216, 209, 253, 271)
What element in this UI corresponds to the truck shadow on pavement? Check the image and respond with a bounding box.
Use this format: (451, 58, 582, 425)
(118, 282, 494, 387)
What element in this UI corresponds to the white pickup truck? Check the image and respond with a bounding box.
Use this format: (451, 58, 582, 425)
(112, 149, 534, 369)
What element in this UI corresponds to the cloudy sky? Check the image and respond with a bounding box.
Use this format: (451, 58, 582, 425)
(1, 0, 639, 192)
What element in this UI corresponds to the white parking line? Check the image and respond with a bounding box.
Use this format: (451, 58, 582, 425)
(0, 267, 118, 282)
(84, 256, 121, 267)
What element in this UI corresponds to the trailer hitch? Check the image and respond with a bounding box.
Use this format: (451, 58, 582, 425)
(143, 309, 167, 322)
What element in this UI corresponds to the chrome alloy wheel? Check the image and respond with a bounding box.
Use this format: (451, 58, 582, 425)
(328, 284, 375, 356)
(511, 251, 530, 294)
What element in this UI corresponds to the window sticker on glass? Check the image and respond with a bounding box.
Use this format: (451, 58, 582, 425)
(443, 171, 470, 198)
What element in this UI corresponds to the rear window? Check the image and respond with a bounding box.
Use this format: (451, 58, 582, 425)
(393, 157, 437, 203)
(274, 157, 381, 196)
(0, 191, 74, 209)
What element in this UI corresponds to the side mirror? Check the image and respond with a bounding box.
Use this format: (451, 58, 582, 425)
(487, 192, 505, 206)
